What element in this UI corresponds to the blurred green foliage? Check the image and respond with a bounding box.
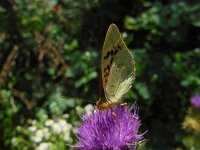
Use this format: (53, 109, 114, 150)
(0, 0, 200, 149)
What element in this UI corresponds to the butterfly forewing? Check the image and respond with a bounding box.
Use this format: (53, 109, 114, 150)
(101, 24, 127, 89)
(101, 24, 135, 102)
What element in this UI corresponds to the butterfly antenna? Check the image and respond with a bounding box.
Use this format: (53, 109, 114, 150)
(61, 95, 96, 105)
(82, 99, 96, 105)
(61, 95, 69, 99)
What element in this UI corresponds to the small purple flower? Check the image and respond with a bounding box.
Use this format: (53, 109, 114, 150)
(74, 106, 145, 150)
(190, 95, 200, 109)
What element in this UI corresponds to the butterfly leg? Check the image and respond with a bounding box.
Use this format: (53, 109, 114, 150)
(120, 103, 127, 106)
(111, 108, 117, 118)
(110, 107, 120, 131)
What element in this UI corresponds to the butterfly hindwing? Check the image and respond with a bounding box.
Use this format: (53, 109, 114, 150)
(105, 50, 135, 102)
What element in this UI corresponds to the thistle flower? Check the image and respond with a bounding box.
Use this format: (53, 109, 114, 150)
(190, 95, 200, 109)
(74, 105, 145, 150)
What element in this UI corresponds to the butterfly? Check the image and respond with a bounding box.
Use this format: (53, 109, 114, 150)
(96, 23, 136, 110)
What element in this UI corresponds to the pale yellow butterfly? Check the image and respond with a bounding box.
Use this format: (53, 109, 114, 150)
(96, 23, 136, 110)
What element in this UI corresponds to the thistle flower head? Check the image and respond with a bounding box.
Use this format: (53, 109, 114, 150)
(190, 95, 200, 109)
(74, 105, 145, 150)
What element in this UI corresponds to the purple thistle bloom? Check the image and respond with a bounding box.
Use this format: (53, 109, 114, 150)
(190, 95, 200, 109)
(74, 106, 145, 150)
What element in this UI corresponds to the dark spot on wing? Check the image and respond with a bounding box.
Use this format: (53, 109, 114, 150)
(107, 51, 110, 57)
(117, 44, 122, 49)
(104, 51, 112, 60)
(111, 50, 114, 56)
(107, 65, 110, 70)
(103, 68, 109, 84)
(110, 58, 113, 64)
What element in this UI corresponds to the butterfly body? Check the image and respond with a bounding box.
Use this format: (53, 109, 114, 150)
(96, 98, 117, 110)
(96, 24, 135, 110)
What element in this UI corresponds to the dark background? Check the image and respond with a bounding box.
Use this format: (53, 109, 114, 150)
(0, 0, 200, 149)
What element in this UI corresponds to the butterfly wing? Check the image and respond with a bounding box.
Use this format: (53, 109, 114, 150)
(101, 24, 135, 102)
(101, 24, 126, 92)
(105, 50, 135, 102)
(98, 24, 120, 107)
